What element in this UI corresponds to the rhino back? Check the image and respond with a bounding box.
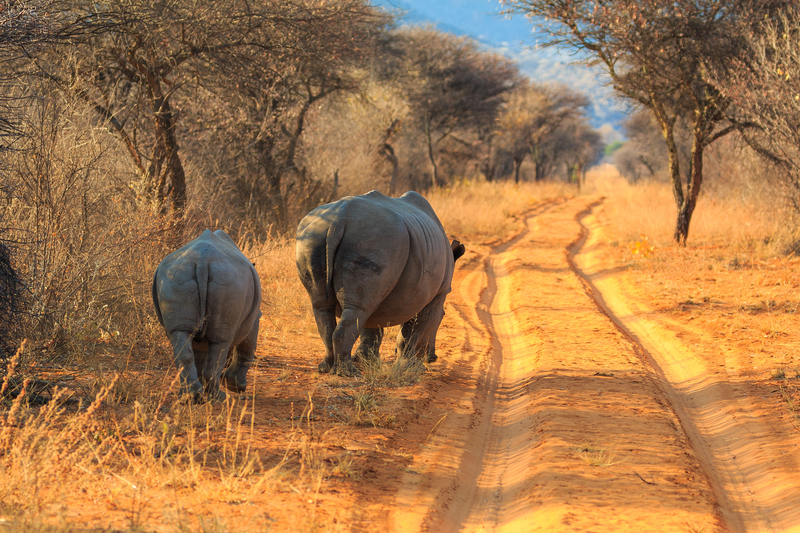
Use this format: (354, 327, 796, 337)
(296, 191, 453, 328)
(366, 194, 453, 326)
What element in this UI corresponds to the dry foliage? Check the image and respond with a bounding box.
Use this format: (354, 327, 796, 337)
(589, 164, 800, 256)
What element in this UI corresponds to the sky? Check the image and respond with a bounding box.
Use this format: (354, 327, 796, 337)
(372, 0, 627, 143)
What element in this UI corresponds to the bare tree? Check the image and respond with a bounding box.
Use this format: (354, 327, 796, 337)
(183, 1, 388, 233)
(554, 119, 602, 188)
(502, 0, 777, 243)
(716, 6, 800, 209)
(26, 0, 381, 216)
(381, 26, 519, 187)
(496, 81, 589, 183)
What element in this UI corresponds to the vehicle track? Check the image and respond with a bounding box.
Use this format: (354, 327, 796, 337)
(390, 196, 736, 532)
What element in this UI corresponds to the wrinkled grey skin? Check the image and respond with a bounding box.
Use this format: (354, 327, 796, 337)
(296, 190, 465, 376)
(152, 229, 262, 401)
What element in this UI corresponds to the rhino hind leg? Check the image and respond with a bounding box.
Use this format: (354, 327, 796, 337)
(312, 306, 338, 374)
(200, 340, 232, 402)
(328, 307, 367, 377)
(223, 318, 260, 394)
(396, 318, 438, 364)
(354, 327, 383, 369)
(168, 330, 204, 400)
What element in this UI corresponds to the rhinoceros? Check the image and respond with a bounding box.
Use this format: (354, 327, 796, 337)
(152, 229, 261, 401)
(296, 190, 465, 376)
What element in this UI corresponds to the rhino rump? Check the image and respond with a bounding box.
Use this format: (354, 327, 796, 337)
(152, 229, 261, 399)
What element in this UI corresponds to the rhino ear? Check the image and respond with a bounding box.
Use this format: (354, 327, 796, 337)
(451, 239, 466, 262)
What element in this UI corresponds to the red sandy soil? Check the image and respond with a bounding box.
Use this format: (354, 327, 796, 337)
(12, 194, 800, 532)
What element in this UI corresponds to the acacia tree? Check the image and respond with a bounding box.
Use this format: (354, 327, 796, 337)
(716, 6, 800, 209)
(554, 119, 602, 187)
(194, 1, 388, 231)
(382, 26, 518, 187)
(502, 0, 776, 243)
(496, 81, 589, 183)
(29, 0, 376, 215)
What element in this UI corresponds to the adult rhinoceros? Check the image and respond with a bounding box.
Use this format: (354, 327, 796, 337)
(296, 190, 465, 376)
(152, 229, 261, 401)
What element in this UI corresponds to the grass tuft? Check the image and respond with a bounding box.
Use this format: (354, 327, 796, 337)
(574, 443, 623, 467)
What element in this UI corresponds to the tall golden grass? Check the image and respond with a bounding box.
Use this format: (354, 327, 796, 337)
(587, 164, 800, 256)
(426, 179, 576, 240)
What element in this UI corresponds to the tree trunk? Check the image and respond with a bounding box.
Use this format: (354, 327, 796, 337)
(380, 120, 401, 196)
(533, 159, 543, 182)
(384, 145, 400, 196)
(330, 169, 339, 201)
(674, 124, 705, 245)
(481, 135, 496, 182)
(513, 157, 523, 184)
(146, 72, 187, 214)
(426, 135, 438, 188)
(379, 140, 400, 196)
(657, 115, 691, 245)
(424, 116, 438, 188)
(576, 161, 584, 192)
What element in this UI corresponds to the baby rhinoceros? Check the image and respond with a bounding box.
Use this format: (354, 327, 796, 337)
(296, 190, 465, 377)
(152, 229, 262, 402)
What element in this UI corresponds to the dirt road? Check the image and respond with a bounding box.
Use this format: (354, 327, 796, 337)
(388, 196, 800, 532)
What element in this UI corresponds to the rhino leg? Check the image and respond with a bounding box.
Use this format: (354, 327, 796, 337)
(202, 340, 231, 402)
(396, 295, 445, 364)
(223, 319, 260, 393)
(312, 306, 337, 373)
(354, 327, 383, 368)
(193, 348, 208, 376)
(395, 319, 418, 359)
(329, 307, 367, 377)
(396, 320, 437, 364)
(168, 330, 204, 400)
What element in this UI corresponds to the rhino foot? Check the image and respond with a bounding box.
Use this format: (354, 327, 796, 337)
(331, 361, 361, 378)
(318, 360, 332, 374)
(179, 381, 205, 403)
(223, 368, 247, 393)
(203, 388, 227, 403)
(426, 352, 438, 363)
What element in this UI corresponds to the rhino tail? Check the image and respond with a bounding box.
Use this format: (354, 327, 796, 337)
(196, 261, 209, 339)
(325, 222, 345, 302)
(151, 267, 164, 326)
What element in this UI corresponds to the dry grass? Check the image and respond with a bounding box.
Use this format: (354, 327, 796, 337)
(574, 443, 623, 467)
(240, 238, 312, 340)
(425, 179, 576, 241)
(0, 361, 335, 532)
(587, 164, 800, 257)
